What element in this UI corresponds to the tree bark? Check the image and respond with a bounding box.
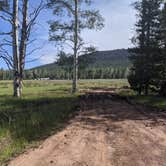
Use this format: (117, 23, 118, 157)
(19, 0, 28, 95)
(72, 0, 78, 93)
(145, 83, 149, 95)
(159, 81, 166, 97)
(12, 0, 20, 97)
(138, 84, 142, 95)
(13, 72, 21, 97)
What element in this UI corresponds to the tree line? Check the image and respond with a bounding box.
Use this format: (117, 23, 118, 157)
(128, 0, 166, 96)
(24, 51, 128, 80)
(0, 0, 104, 96)
(1, 0, 166, 97)
(32, 67, 128, 80)
(0, 67, 129, 80)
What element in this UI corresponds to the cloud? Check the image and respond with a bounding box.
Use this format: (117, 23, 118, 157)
(0, 0, 137, 69)
(82, 0, 136, 50)
(26, 0, 138, 67)
(35, 0, 137, 65)
(39, 53, 56, 64)
(26, 40, 58, 65)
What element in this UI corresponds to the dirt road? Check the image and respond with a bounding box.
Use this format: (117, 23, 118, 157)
(9, 93, 166, 166)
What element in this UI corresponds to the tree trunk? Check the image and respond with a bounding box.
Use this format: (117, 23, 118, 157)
(19, 0, 28, 95)
(138, 84, 142, 95)
(145, 83, 149, 95)
(72, 0, 78, 93)
(12, 0, 20, 97)
(159, 81, 166, 97)
(13, 71, 22, 97)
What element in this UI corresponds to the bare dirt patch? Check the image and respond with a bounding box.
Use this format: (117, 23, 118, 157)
(9, 91, 166, 166)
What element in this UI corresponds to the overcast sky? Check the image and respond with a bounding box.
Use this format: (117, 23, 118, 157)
(0, 0, 136, 69)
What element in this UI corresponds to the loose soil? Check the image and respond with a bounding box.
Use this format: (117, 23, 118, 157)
(9, 91, 166, 166)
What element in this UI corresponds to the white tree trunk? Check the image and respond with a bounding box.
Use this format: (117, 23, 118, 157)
(72, 0, 78, 93)
(19, 0, 28, 96)
(12, 0, 20, 97)
(13, 75, 22, 97)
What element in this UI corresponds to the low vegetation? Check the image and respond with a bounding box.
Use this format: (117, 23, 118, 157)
(0, 80, 78, 165)
(0, 79, 165, 165)
(118, 88, 166, 110)
(0, 79, 129, 165)
(133, 95, 166, 110)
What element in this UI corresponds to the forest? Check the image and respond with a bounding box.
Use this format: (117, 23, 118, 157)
(0, 49, 130, 80)
(0, 0, 166, 166)
(128, 0, 166, 97)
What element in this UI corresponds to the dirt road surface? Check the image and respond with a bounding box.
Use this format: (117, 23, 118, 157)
(9, 92, 166, 166)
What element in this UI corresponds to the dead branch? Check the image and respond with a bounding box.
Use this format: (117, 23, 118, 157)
(0, 15, 12, 24)
(0, 31, 12, 35)
(27, 0, 45, 39)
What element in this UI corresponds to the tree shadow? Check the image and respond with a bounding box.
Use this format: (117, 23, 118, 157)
(0, 95, 79, 142)
(77, 92, 166, 132)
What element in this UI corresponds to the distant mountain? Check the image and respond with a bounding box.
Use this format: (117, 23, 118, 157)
(1, 49, 131, 80)
(80, 49, 130, 68)
(25, 49, 131, 80)
(33, 49, 130, 70)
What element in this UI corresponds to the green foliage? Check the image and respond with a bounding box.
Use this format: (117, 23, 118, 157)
(129, 0, 166, 96)
(17, 49, 130, 80)
(47, 0, 104, 49)
(133, 95, 166, 109)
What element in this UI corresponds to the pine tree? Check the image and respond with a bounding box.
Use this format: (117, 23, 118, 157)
(129, 0, 162, 95)
(158, 3, 166, 96)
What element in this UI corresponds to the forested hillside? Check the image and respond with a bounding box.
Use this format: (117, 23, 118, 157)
(0, 49, 130, 80)
(27, 49, 130, 80)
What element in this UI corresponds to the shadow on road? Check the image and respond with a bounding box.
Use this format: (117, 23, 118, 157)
(77, 91, 166, 131)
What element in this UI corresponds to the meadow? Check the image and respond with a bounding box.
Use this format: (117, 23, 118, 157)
(0, 79, 128, 165)
(0, 79, 165, 165)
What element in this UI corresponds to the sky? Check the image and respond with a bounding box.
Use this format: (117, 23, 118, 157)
(0, 0, 136, 69)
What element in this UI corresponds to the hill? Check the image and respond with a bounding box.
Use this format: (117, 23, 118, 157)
(80, 49, 130, 68)
(34, 49, 130, 70)
(25, 49, 131, 80)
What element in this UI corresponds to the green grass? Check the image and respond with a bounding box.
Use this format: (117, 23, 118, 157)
(1, 79, 165, 165)
(0, 79, 128, 165)
(133, 95, 166, 109)
(118, 88, 166, 110)
(0, 80, 78, 165)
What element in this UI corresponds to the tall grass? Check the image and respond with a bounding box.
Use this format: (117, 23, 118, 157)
(0, 80, 80, 165)
(0, 79, 128, 165)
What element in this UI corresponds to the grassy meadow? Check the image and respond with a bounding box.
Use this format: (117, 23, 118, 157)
(0, 79, 165, 165)
(0, 79, 128, 165)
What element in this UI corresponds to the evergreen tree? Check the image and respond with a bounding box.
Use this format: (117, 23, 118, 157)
(158, 3, 166, 96)
(129, 0, 163, 95)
